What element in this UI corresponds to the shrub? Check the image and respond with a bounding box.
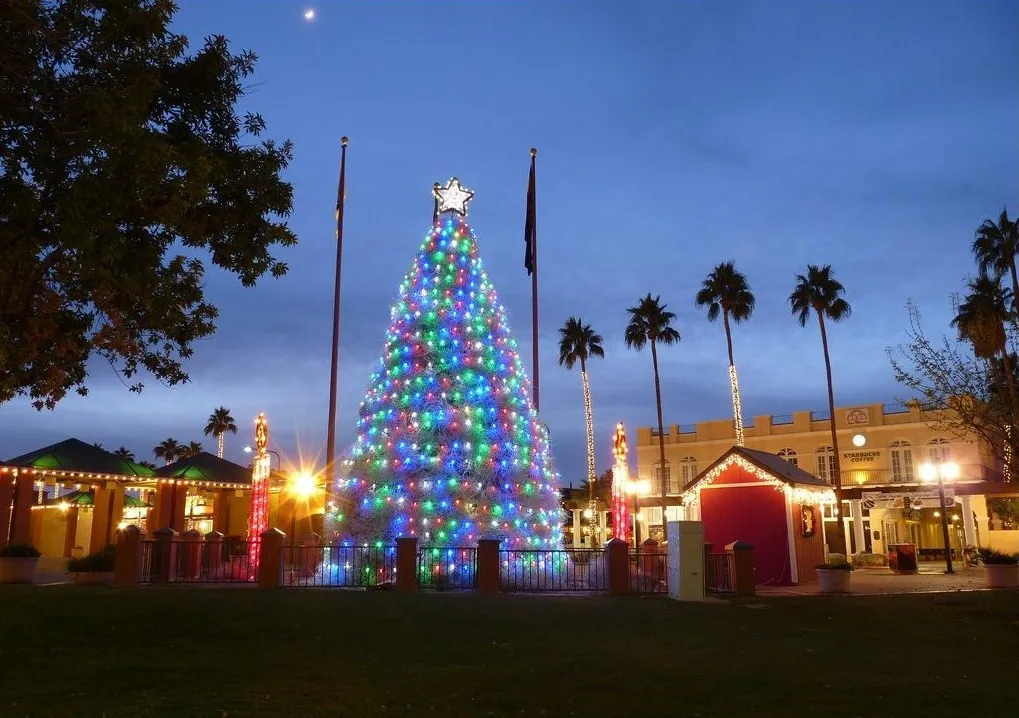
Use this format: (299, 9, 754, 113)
(816, 557, 853, 571)
(852, 552, 889, 568)
(68, 545, 116, 573)
(977, 547, 1019, 566)
(0, 543, 41, 559)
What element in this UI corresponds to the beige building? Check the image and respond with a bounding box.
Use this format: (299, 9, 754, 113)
(634, 402, 1019, 558)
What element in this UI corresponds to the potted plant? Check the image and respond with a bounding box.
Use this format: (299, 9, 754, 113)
(816, 556, 853, 594)
(977, 548, 1019, 589)
(67, 545, 116, 585)
(0, 543, 42, 583)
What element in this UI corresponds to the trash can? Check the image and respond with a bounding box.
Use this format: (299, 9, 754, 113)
(888, 543, 918, 574)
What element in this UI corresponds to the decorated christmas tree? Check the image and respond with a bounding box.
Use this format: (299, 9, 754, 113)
(326, 178, 563, 552)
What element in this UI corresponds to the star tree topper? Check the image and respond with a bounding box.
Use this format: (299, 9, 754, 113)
(434, 177, 474, 216)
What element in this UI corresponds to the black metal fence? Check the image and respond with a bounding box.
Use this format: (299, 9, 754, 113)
(630, 549, 667, 594)
(140, 538, 258, 584)
(500, 548, 607, 592)
(705, 552, 734, 594)
(417, 547, 477, 590)
(284, 544, 397, 588)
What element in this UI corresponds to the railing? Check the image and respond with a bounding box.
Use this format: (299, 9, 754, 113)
(417, 547, 477, 590)
(500, 548, 607, 592)
(810, 410, 830, 422)
(284, 544, 397, 588)
(771, 414, 793, 425)
(629, 549, 667, 594)
(140, 538, 259, 583)
(705, 552, 734, 594)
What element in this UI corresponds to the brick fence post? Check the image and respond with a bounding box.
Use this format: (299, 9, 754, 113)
(476, 538, 501, 593)
(113, 525, 141, 588)
(606, 538, 630, 595)
(727, 540, 755, 597)
(151, 527, 177, 583)
(204, 530, 224, 577)
(396, 537, 418, 593)
(181, 529, 202, 580)
(258, 528, 285, 589)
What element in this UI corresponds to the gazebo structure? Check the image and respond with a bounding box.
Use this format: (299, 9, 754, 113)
(681, 446, 836, 586)
(2, 439, 251, 558)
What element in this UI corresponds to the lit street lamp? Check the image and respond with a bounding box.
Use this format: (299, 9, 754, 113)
(918, 460, 960, 574)
(625, 479, 651, 547)
(287, 472, 320, 562)
(244, 445, 281, 471)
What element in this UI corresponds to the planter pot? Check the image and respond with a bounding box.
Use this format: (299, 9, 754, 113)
(816, 568, 851, 594)
(70, 571, 114, 586)
(0, 557, 40, 584)
(984, 564, 1019, 589)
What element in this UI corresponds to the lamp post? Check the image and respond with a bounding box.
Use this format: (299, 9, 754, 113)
(625, 479, 650, 547)
(244, 445, 281, 471)
(918, 460, 960, 575)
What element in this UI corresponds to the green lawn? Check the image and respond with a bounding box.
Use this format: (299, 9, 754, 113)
(0, 586, 1015, 717)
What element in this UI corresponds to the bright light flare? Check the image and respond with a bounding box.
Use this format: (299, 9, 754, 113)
(303, 8, 316, 21)
(290, 472, 319, 498)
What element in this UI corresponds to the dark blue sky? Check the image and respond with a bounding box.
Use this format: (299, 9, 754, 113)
(2, 0, 1017, 484)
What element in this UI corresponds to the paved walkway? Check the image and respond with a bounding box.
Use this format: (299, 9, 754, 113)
(758, 565, 991, 596)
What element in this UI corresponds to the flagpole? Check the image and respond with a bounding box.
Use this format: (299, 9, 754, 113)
(529, 147, 540, 413)
(325, 137, 349, 488)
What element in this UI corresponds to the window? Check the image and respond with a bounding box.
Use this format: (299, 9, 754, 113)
(652, 464, 671, 495)
(815, 446, 836, 483)
(680, 456, 698, 489)
(890, 441, 914, 482)
(928, 438, 951, 463)
(777, 448, 798, 466)
(644, 507, 663, 526)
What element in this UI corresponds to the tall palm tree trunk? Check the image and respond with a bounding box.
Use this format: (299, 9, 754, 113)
(722, 310, 745, 447)
(580, 357, 598, 544)
(817, 312, 847, 555)
(217, 432, 225, 459)
(650, 339, 668, 544)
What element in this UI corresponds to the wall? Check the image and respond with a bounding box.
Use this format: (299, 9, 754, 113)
(791, 502, 825, 583)
(699, 471, 790, 585)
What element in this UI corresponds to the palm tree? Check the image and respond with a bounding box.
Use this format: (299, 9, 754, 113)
(952, 274, 1019, 450)
(179, 441, 204, 459)
(154, 438, 181, 465)
(696, 262, 755, 447)
(624, 294, 681, 543)
(112, 447, 135, 461)
(972, 208, 1019, 306)
(204, 407, 238, 459)
(790, 265, 851, 554)
(137, 460, 157, 470)
(558, 317, 605, 544)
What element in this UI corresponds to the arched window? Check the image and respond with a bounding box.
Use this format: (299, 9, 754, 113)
(890, 440, 914, 482)
(680, 456, 698, 489)
(815, 446, 835, 483)
(928, 438, 951, 463)
(777, 448, 798, 467)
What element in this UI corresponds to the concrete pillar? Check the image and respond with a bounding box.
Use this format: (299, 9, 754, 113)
(572, 509, 582, 547)
(90, 483, 125, 552)
(257, 528, 285, 589)
(851, 499, 866, 555)
(62, 506, 79, 558)
(395, 537, 418, 593)
(151, 527, 178, 583)
(181, 529, 202, 580)
(0, 474, 15, 545)
(476, 538, 501, 593)
(114, 525, 142, 588)
(606, 538, 630, 595)
(8, 473, 34, 545)
(960, 495, 978, 547)
(728, 540, 756, 597)
(213, 489, 232, 534)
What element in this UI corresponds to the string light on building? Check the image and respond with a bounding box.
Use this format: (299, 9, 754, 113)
(682, 451, 835, 507)
(729, 363, 745, 447)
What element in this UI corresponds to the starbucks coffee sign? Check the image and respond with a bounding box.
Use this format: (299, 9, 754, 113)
(842, 449, 882, 465)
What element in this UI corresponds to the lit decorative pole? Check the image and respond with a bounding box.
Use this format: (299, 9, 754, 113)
(729, 364, 745, 447)
(247, 413, 271, 576)
(611, 423, 631, 542)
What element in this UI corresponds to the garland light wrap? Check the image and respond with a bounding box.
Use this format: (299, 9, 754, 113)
(682, 451, 836, 507)
(326, 179, 563, 549)
(729, 363, 745, 447)
(611, 422, 631, 541)
(246, 412, 271, 575)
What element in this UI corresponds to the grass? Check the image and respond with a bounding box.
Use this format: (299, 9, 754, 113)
(0, 586, 1016, 717)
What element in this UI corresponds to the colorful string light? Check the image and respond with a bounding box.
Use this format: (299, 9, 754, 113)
(611, 423, 631, 541)
(326, 193, 563, 549)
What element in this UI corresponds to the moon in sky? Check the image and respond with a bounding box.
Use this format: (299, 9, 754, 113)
(303, 8, 316, 21)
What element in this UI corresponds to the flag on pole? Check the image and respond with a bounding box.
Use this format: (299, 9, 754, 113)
(524, 152, 536, 275)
